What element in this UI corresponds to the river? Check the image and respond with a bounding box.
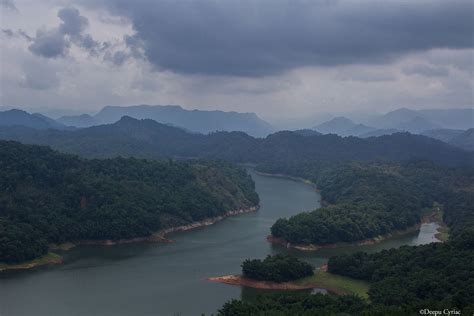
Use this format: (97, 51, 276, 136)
(0, 169, 440, 316)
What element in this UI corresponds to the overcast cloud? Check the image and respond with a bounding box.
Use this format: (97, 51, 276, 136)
(0, 0, 472, 121)
(96, 0, 473, 76)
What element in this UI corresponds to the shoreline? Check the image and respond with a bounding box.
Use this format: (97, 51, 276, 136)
(257, 170, 448, 251)
(2, 206, 259, 272)
(254, 171, 317, 188)
(207, 274, 317, 290)
(207, 268, 369, 297)
(0, 253, 63, 272)
(268, 211, 442, 251)
(53, 206, 259, 249)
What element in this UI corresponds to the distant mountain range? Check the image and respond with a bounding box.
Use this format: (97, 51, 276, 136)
(422, 128, 474, 152)
(359, 128, 400, 138)
(56, 114, 98, 128)
(2, 106, 472, 149)
(313, 117, 376, 137)
(57, 104, 274, 137)
(312, 108, 472, 135)
(421, 129, 465, 143)
(365, 108, 473, 131)
(310, 107, 473, 150)
(291, 129, 322, 137)
(417, 109, 473, 130)
(450, 129, 474, 152)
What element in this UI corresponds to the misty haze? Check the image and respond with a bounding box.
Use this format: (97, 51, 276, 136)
(0, 1, 473, 315)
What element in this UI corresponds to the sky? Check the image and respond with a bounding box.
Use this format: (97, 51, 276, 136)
(0, 0, 473, 121)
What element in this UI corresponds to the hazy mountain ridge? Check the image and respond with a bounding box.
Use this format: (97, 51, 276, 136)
(359, 129, 401, 138)
(367, 108, 472, 131)
(421, 129, 465, 143)
(0, 116, 471, 167)
(0, 109, 69, 130)
(59, 104, 274, 137)
(313, 117, 358, 135)
(418, 109, 474, 130)
(421, 128, 474, 152)
(3, 106, 471, 143)
(291, 129, 322, 137)
(57, 114, 98, 128)
(313, 117, 377, 137)
(449, 128, 474, 152)
(311, 108, 472, 143)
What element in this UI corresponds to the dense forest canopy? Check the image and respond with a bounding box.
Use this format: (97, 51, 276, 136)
(328, 230, 474, 308)
(219, 170, 474, 315)
(1, 117, 472, 315)
(219, 293, 374, 316)
(241, 254, 313, 282)
(327, 189, 474, 309)
(0, 141, 259, 263)
(268, 161, 473, 245)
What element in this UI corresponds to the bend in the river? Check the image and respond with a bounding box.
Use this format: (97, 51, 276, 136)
(0, 169, 440, 316)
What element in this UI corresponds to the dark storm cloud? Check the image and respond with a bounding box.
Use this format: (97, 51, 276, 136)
(402, 64, 450, 77)
(28, 7, 101, 58)
(96, 0, 474, 77)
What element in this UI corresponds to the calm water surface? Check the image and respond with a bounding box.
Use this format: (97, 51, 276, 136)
(0, 170, 439, 316)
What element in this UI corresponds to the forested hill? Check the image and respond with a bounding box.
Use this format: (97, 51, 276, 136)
(220, 163, 474, 314)
(269, 161, 474, 245)
(0, 116, 472, 167)
(0, 140, 259, 264)
(326, 189, 474, 310)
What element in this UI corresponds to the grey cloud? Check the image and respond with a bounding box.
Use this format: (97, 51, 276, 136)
(28, 7, 101, 58)
(2, 29, 14, 37)
(402, 64, 450, 77)
(20, 60, 59, 90)
(77, 34, 97, 50)
(124, 35, 144, 59)
(104, 50, 129, 66)
(2, 29, 32, 41)
(58, 7, 88, 36)
(103, 35, 145, 66)
(29, 28, 70, 58)
(335, 70, 396, 82)
(95, 0, 474, 77)
(425, 50, 474, 74)
(18, 30, 32, 41)
(0, 0, 17, 11)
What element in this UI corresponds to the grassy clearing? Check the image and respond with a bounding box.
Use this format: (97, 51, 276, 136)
(49, 242, 76, 251)
(430, 205, 449, 242)
(0, 252, 62, 271)
(436, 226, 450, 242)
(296, 270, 370, 299)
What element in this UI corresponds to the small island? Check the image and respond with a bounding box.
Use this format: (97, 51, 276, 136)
(242, 254, 314, 282)
(209, 254, 314, 289)
(208, 254, 369, 296)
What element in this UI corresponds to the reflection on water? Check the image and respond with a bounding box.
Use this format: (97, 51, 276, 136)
(0, 170, 440, 316)
(240, 286, 313, 302)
